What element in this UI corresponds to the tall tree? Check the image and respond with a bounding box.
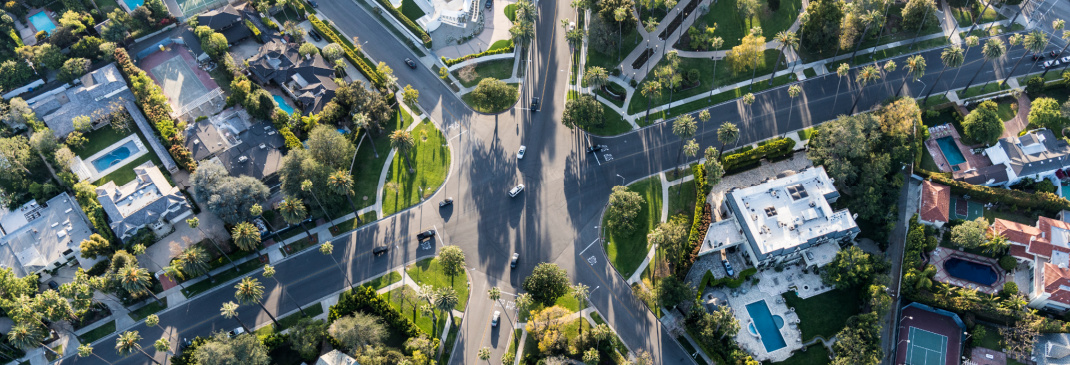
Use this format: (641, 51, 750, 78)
(606, 186, 644, 233)
(230, 222, 261, 252)
(301, 179, 335, 228)
(771, 31, 799, 85)
(115, 331, 160, 365)
(221, 301, 250, 333)
(963, 37, 1006, 93)
(329, 313, 386, 353)
(319, 242, 353, 288)
(117, 265, 163, 306)
(898, 54, 926, 97)
(641, 80, 662, 123)
(278, 197, 314, 244)
(523, 263, 570, 305)
(328, 169, 362, 225)
(717, 122, 739, 154)
(999, 30, 1044, 88)
(849, 64, 882, 114)
(433, 287, 459, 336)
(390, 130, 416, 172)
(786, 85, 802, 135)
(924, 45, 965, 103)
(234, 277, 279, 328)
(176, 245, 213, 283)
(438, 246, 466, 285)
(77, 344, 115, 364)
(704, 147, 725, 186)
(186, 217, 236, 271)
(673, 114, 697, 163)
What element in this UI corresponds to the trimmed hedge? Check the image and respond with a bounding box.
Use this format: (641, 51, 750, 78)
(372, 0, 432, 47)
(679, 163, 712, 278)
(441, 46, 515, 67)
(721, 137, 794, 172)
(916, 168, 1070, 215)
(244, 19, 262, 42)
(703, 268, 758, 289)
(309, 15, 383, 86)
(113, 48, 197, 171)
(328, 286, 441, 352)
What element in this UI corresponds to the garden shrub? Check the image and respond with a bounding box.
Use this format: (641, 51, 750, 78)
(308, 15, 382, 86)
(113, 48, 197, 171)
(680, 164, 712, 278)
(999, 255, 1016, 272)
(706, 268, 758, 289)
(371, 0, 432, 47)
(441, 46, 515, 67)
(1026, 75, 1045, 95)
(328, 286, 441, 352)
(721, 137, 794, 172)
(1002, 281, 1018, 296)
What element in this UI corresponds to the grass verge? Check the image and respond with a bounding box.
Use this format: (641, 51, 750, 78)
(406, 257, 470, 310)
(180, 258, 265, 298)
(382, 119, 450, 216)
(603, 176, 661, 278)
(353, 107, 417, 209)
(363, 271, 402, 290)
(77, 320, 116, 344)
(128, 298, 168, 321)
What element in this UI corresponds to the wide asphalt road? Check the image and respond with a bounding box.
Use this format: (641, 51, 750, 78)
(60, 4, 1061, 363)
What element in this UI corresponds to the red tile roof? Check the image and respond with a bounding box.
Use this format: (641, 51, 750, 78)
(1009, 244, 1031, 260)
(920, 181, 950, 224)
(1044, 263, 1070, 305)
(992, 218, 1043, 246)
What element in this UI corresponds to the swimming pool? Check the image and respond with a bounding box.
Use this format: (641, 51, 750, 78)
(122, 0, 144, 10)
(745, 300, 787, 352)
(28, 12, 56, 35)
(273, 95, 295, 115)
(936, 137, 966, 166)
(90, 141, 137, 172)
(943, 257, 998, 286)
(1063, 182, 1070, 200)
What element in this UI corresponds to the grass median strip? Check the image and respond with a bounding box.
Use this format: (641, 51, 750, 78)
(77, 320, 116, 344)
(181, 259, 265, 298)
(381, 119, 450, 216)
(406, 257, 470, 310)
(603, 176, 661, 278)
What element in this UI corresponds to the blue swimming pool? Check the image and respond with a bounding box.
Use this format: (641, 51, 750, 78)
(936, 137, 966, 166)
(28, 12, 55, 35)
(745, 300, 787, 352)
(943, 257, 998, 286)
(122, 0, 144, 10)
(91, 141, 137, 172)
(273, 95, 295, 115)
(1063, 182, 1070, 200)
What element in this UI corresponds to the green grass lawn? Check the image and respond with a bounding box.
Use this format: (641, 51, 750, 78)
(383, 286, 447, 336)
(952, 0, 1004, 27)
(504, 4, 516, 21)
(775, 344, 831, 365)
(71, 126, 128, 158)
(77, 320, 115, 344)
(699, 0, 802, 50)
(921, 147, 940, 171)
(585, 101, 633, 136)
(847, 37, 949, 67)
(974, 323, 1001, 350)
(406, 257, 470, 310)
(782, 286, 862, 341)
(519, 293, 588, 322)
(362, 271, 402, 290)
(603, 176, 662, 278)
(958, 82, 1010, 99)
(92, 127, 169, 186)
(128, 298, 167, 321)
(328, 211, 379, 236)
(461, 83, 519, 113)
(995, 100, 1017, 122)
(180, 258, 264, 297)
(352, 108, 416, 210)
(587, 26, 642, 72)
(803, 68, 817, 78)
(453, 59, 515, 88)
(382, 119, 450, 216)
(667, 179, 696, 223)
(439, 316, 462, 364)
(399, 0, 426, 24)
(640, 72, 795, 121)
(628, 49, 784, 115)
(489, 39, 514, 51)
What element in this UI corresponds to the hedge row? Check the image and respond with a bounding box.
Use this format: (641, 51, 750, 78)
(706, 267, 758, 289)
(441, 46, 514, 67)
(679, 164, 711, 279)
(328, 286, 441, 351)
(244, 19, 262, 42)
(721, 138, 794, 172)
(308, 15, 383, 86)
(371, 0, 432, 47)
(113, 48, 197, 171)
(916, 168, 1070, 215)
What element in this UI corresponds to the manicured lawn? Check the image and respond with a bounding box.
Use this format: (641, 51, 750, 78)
(254, 303, 327, 337)
(128, 298, 168, 321)
(505, 4, 516, 21)
(921, 148, 939, 172)
(92, 127, 169, 186)
(520, 293, 588, 322)
(328, 211, 379, 236)
(461, 83, 519, 113)
(995, 101, 1017, 122)
(439, 316, 462, 364)
(382, 119, 450, 216)
(848, 37, 949, 67)
(921, 93, 951, 108)
(406, 257, 470, 310)
(362, 271, 402, 290)
(77, 320, 115, 344)
(958, 82, 1010, 98)
(603, 177, 662, 278)
(628, 49, 785, 114)
(585, 101, 633, 136)
(180, 258, 265, 297)
(587, 25, 642, 72)
(489, 39, 514, 51)
(667, 179, 696, 223)
(775, 344, 831, 365)
(352, 107, 416, 210)
(383, 286, 447, 336)
(71, 126, 128, 158)
(952, 0, 1004, 27)
(453, 59, 515, 87)
(699, 0, 802, 49)
(782, 286, 862, 341)
(641, 72, 795, 121)
(974, 323, 1002, 350)
(399, 0, 426, 24)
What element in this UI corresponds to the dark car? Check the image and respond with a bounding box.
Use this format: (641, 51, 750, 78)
(530, 97, 539, 111)
(308, 0, 318, 7)
(308, 29, 322, 42)
(439, 197, 453, 207)
(181, 338, 193, 350)
(1033, 54, 1045, 62)
(1051, 50, 1059, 58)
(417, 229, 436, 241)
(47, 281, 58, 290)
(405, 58, 417, 69)
(485, 0, 492, 8)
(373, 245, 389, 256)
(510, 253, 519, 268)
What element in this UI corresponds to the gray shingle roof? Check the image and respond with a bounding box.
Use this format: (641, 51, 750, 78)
(247, 37, 338, 114)
(1002, 129, 1070, 177)
(1038, 333, 1070, 365)
(0, 193, 93, 277)
(96, 162, 191, 240)
(184, 119, 227, 161)
(28, 63, 133, 138)
(219, 122, 285, 182)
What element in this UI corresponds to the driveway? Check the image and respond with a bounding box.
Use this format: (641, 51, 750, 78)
(433, 0, 517, 59)
(137, 211, 229, 272)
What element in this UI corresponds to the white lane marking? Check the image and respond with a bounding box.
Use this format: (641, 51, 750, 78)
(579, 238, 599, 255)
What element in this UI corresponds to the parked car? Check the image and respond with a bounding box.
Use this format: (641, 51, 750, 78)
(723, 259, 734, 277)
(308, 0, 318, 7)
(1062, 56, 1070, 64)
(405, 58, 417, 69)
(439, 197, 454, 207)
(509, 184, 525, 197)
(308, 29, 322, 41)
(1051, 50, 1059, 58)
(1033, 54, 1046, 62)
(417, 229, 436, 241)
(517, 145, 526, 159)
(1044, 60, 1062, 68)
(373, 245, 389, 256)
(228, 327, 245, 338)
(485, 0, 492, 8)
(530, 97, 539, 111)
(491, 311, 501, 327)
(47, 281, 58, 290)
(511, 253, 519, 268)
(181, 338, 192, 350)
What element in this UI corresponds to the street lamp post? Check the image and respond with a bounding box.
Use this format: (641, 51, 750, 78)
(616, 174, 625, 185)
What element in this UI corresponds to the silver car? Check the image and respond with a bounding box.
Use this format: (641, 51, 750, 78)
(509, 184, 525, 197)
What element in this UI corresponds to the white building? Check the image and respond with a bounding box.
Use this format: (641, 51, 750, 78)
(0, 193, 93, 277)
(405, 0, 480, 32)
(700, 166, 858, 268)
(956, 129, 1070, 187)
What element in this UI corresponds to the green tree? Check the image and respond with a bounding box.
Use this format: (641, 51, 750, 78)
(321, 43, 344, 62)
(192, 332, 270, 365)
(288, 318, 327, 359)
(402, 84, 419, 107)
(717, 122, 740, 154)
(898, 54, 926, 97)
(963, 37, 1007, 92)
(704, 147, 725, 185)
(439, 245, 466, 285)
(234, 277, 279, 328)
(983, 234, 1010, 255)
(298, 42, 319, 57)
(1029, 97, 1067, 134)
(320, 242, 353, 288)
(562, 94, 605, 129)
(821, 246, 881, 288)
(115, 331, 160, 364)
(389, 129, 416, 172)
(327, 169, 362, 224)
(924, 45, 965, 103)
(962, 100, 1005, 145)
(176, 244, 212, 283)
(849, 64, 882, 114)
(220, 301, 250, 333)
(478, 347, 491, 362)
(584, 66, 610, 90)
(263, 264, 306, 316)
(605, 185, 644, 233)
(656, 276, 695, 308)
(433, 286, 459, 333)
(58, 57, 89, 83)
(279, 197, 314, 244)
(230, 221, 261, 252)
(952, 217, 989, 249)
(79, 233, 112, 259)
(117, 264, 163, 305)
(470, 78, 518, 112)
(523, 263, 570, 305)
(800, 0, 845, 55)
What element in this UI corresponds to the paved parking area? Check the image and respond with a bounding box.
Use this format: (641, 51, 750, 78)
(433, 0, 516, 59)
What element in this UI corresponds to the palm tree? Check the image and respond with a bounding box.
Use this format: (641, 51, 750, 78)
(707, 37, 725, 102)
(641, 80, 662, 123)
(301, 179, 335, 228)
(982, 234, 1010, 255)
(153, 337, 171, 358)
(279, 197, 314, 244)
(924, 45, 965, 104)
(231, 222, 261, 252)
(78, 344, 115, 364)
(849, 64, 882, 114)
(352, 112, 379, 158)
(220, 301, 250, 333)
(717, 122, 739, 155)
(115, 331, 160, 365)
(118, 265, 163, 306)
(967, 0, 1005, 35)
(478, 347, 491, 362)
(963, 37, 1006, 93)
(390, 130, 416, 172)
(1039, 20, 1066, 77)
(683, 139, 700, 163)
(697, 109, 711, 135)
(772, 31, 799, 83)
(953, 36, 981, 86)
(880, 60, 898, 91)
(8, 323, 57, 357)
(999, 30, 1045, 88)
(786, 85, 802, 136)
(177, 245, 212, 283)
(672, 114, 697, 163)
(328, 169, 362, 225)
(187, 217, 236, 271)
(614, 7, 627, 61)
(434, 287, 459, 333)
(417, 284, 439, 332)
(263, 264, 307, 317)
(163, 262, 188, 290)
(319, 242, 354, 288)
(898, 54, 926, 97)
(1003, 294, 1028, 311)
(833, 63, 850, 111)
(234, 277, 280, 329)
(584, 67, 610, 92)
(662, 50, 681, 112)
(849, 9, 883, 63)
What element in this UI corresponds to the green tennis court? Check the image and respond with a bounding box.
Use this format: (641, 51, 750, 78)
(949, 197, 984, 220)
(905, 327, 948, 365)
(177, 0, 226, 17)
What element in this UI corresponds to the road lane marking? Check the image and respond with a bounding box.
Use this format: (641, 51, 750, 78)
(579, 238, 599, 255)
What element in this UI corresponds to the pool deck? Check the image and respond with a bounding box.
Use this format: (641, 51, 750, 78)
(71, 135, 149, 182)
(924, 124, 993, 173)
(26, 10, 56, 35)
(930, 247, 1006, 295)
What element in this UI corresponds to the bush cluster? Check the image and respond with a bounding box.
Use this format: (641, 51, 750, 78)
(679, 163, 712, 278)
(113, 48, 197, 171)
(308, 15, 383, 86)
(917, 169, 1070, 215)
(372, 0, 432, 47)
(441, 46, 515, 67)
(701, 267, 758, 289)
(328, 286, 441, 351)
(721, 137, 794, 172)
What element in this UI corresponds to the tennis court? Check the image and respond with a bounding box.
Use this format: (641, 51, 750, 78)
(150, 56, 209, 108)
(950, 197, 984, 220)
(905, 327, 948, 365)
(176, 0, 227, 17)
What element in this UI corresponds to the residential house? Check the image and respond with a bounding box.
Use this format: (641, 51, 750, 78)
(27, 63, 135, 138)
(96, 162, 192, 243)
(316, 350, 358, 365)
(956, 129, 1070, 187)
(197, 4, 253, 45)
(919, 180, 951, 228)
(992, 214, 1070, 313)
(1035, 333, 1070, 365)
(184, 110, 286, 186)
(0, 193, 93, 277)
(698, 166, 858, 269)
(247, 37, 338, 114)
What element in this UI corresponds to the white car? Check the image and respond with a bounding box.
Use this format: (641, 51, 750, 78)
(491, 311, 501, 327)
(1043, 60, 1061, 68)
(509, 184, 525, 197)
(517, 145, 526, 159)
(1062, 56, 1070, 64)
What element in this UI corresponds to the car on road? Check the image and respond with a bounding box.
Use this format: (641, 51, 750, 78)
(1062, 56, 1070, 64)
(509, 184, 525, 197)
(181, 338, 192, 350)
(530, 97, 539, 111)
(1051, 50, 1059, 58)
(373, 245, 389, 256)
(485, 0, 492, 8)
(308, 29, 322, 42)
(405, 58, 417, 69)
(517, 145, 526, 159)
(229, 327, 245, 338)
(511, 253, 519, 268)
(308, 0, 318, 7)
(439, 197, 453, 207)
(1033, 54, 1046, 62)
(491, 311, 501, 327)
(1044, 60, 1062, 68)
(47, 281, 58, 290)
(417, 229, 436, 241)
